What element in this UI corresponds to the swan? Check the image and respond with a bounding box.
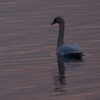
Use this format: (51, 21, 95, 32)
(51, 16, 83, 59)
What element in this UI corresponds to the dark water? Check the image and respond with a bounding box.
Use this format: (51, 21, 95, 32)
(0, 0, 100, 100)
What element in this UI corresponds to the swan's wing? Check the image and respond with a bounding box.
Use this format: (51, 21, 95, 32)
(57, 44, 82, 56)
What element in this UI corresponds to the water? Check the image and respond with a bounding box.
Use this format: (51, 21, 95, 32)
(0, 0, 100, 100)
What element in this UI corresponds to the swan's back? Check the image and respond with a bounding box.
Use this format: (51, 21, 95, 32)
(57, 44, 83, 60)
(57, 44, 82, 56)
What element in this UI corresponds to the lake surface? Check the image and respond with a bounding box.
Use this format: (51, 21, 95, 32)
(0, 0, 100, 100)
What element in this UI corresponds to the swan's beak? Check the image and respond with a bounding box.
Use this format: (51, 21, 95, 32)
(51, 22, 55, 25)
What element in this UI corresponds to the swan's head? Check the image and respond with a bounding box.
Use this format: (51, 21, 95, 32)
(51, 16, 64, 25)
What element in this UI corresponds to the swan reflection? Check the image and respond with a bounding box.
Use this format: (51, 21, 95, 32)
(54, 55, 83, 92)
(54, 56, 66, 91)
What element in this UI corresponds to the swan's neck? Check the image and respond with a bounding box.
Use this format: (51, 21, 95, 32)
(57, 21, 65, 48)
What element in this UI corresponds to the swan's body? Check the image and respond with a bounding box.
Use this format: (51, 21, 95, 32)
(51, 16, 83, 59)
